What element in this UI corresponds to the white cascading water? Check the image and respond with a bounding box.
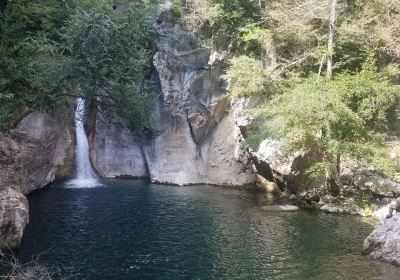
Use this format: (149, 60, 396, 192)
(65, 97, 100, 188)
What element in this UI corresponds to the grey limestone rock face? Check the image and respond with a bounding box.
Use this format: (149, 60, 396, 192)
(90, 114, 148, 178)
(363, 216, 400, 266)
(136, 1, 256, 186)
(89, 0, 256, 186)
(144, 111, 256, 186)
(0, 111, 74, 194)
(0, 110, 74, 250)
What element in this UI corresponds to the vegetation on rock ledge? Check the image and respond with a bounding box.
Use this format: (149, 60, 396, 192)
(182, 0, 400, 187)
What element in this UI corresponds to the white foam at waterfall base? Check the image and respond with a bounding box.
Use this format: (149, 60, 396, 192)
(64, 97, 102, 188)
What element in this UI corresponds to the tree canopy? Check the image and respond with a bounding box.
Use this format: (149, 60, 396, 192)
(0, 0, 156, 132)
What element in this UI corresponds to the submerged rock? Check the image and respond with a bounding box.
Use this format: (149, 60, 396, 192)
(256, 175, 280, 194)
(363, 216, 400, 266)
(262, 205, 299, 212)
(320, 202, 364, 215)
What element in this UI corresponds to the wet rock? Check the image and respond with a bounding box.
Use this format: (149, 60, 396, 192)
(373, 204, 391, 220)
(0, 187, 28, 249)
(320, 202, 363, 215)
(363, 215, 400, 266)
(319, 194, 338, 205)
(289, 194, 297, 200)
(256, 175, 280, 194)
(262, 205, 299, 212)
(280, 191, 289, 199)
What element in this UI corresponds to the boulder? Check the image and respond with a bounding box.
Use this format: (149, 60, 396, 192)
(0, 187, 28, 249)
(252, 139, 321, 193)
(262, 204, 299, 212)
(363, 215, 400, 266)
(341, 169, 400, 198)
(320, 201, 363, 215)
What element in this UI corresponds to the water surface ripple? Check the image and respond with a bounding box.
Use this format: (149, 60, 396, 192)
(18, 179, 399, 280)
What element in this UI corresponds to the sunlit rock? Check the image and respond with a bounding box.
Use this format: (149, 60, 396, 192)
(363, 215, 400, 266)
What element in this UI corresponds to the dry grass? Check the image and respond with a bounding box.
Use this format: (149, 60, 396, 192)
(0, 255, 68, 280)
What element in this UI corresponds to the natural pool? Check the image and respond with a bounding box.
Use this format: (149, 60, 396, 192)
(18, 179, 400, 280)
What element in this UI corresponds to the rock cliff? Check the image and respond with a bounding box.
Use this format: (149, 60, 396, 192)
(0, 111, 74, 249)
(90, 1, 256, 186)
(89, 113, 148, 178)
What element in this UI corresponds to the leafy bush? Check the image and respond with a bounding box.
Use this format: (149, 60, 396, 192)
(254, 66, 399, 184)
(335, 61, 399, 132)
(223, 55, 284, 98)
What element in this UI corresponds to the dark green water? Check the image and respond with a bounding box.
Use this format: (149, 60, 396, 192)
(18, 179, 399, 280)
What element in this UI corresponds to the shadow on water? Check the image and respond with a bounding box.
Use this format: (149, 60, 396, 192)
(17, 179, 400, 280)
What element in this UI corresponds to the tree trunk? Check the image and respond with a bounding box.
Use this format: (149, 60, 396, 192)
(326, 0, 337, 80)
(316, 56, 326, 84)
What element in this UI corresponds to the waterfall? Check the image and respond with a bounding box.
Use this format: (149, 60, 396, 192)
(75, 98, 96, 179)
(65, 97, 100, 188)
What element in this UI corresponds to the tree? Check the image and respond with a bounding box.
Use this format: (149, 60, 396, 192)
(326, 0, 338, 79)
(55, 5, 155, 129)
(256, 63, 399, 189)
(0, 0, 68, 132)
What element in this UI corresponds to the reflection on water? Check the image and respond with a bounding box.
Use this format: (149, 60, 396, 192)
(18, 179, 399, 280)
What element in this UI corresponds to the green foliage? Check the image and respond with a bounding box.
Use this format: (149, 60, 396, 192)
(171, 0, 183, 18)
(255, 66, 399, 182)
(333, 32, 370, 73)
(335, 61, 399, 131)
(0, 0, 156, 132)
(223, 56, 267, 97)
(210, 0, 262, 33)
(55, 4, 155, 129)
(0, 0, 69, 132)
(223, 55, 284, 98)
